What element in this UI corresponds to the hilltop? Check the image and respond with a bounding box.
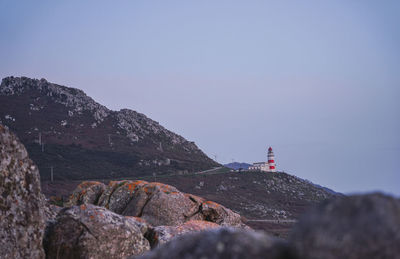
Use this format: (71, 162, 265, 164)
(0, 76, 218, 180)
(150, 170, 336, 219)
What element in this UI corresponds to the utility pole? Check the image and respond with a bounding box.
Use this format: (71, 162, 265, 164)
(41, 143, 44, 152)
(50, 166, 54, 182)
(38, 132, 41, 145)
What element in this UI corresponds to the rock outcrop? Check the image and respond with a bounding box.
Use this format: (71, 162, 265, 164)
(0, 124, 46, 259)
(44, 204, 150, 259)
(68, 180, 247, 228)
(290, 193, 400, 259)
(134, 228, 296, 259)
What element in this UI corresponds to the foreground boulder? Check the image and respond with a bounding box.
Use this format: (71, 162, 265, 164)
(290, 193, 400, 259)
(135, 228, 296, 259)
(69, 180, 246, 228)
(0, 125, 46, 259)
(146, 220, 220, 247)
(44, 204, 150, 259)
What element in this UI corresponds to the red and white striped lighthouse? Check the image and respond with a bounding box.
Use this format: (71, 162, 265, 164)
(267, 147, 276, 172)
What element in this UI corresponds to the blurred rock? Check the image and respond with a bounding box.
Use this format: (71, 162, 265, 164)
(290, 193, 400, 259)
(0, 124, 46, 259)
(44, 204, 150, 259)
(134, 228, 296, 259)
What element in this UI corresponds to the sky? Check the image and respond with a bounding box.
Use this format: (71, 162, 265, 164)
(0, 1, 399, 196)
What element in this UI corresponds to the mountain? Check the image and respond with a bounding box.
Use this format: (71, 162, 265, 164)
(0, 76, 218, 180)
(224, 162, 252, 170)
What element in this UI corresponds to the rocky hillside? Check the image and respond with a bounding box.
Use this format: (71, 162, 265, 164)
(0, 76, 218, 181)
(155, 171, 336, 220)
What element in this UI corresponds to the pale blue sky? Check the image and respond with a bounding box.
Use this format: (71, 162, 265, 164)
(1, 1, 399, 195)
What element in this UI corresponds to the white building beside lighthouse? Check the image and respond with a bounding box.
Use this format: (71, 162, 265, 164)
(248, 162, 269, 171)
(248, 146, 277, 172)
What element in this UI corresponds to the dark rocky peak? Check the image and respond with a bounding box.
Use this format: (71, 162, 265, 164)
(0, 76, 217, 180)
(1, 76, 110, 124)
(0, 76, 197, 148)
(116, 108, 196, 149)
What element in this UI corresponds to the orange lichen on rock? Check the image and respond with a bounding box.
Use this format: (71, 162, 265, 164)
(143, 182, 180, 195)
(80, 204, 87, 210)
(203, 201, 221, 208)
(124, 180, 148, 194)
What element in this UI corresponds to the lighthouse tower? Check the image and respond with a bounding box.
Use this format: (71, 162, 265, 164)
(267, 147, 276, 172)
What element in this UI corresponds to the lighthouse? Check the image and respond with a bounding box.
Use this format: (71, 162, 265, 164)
(268, 147, 276, 172)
